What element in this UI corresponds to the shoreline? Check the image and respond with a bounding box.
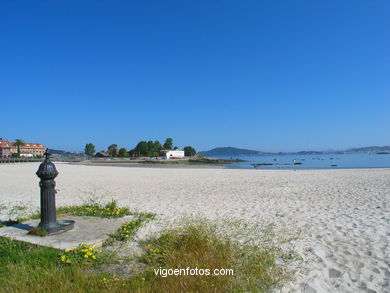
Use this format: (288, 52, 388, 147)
(70, 160, 390, 171)
(71, 161, 228, 169)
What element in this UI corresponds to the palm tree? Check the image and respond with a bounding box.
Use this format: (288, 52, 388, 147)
(14, 138, 25, 154)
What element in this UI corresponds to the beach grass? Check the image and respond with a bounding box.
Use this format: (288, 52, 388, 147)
(108, 214, 155, 242)
(0, 199, 294, 292)
(0, 199, 155, 228)
(0, 236, 114, 293)
(134, 222, 291, 292)
(57, 199, 138, 218)
(0, 219, 293, 292)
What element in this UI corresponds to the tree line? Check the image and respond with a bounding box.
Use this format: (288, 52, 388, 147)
(84, 138, 196, 158)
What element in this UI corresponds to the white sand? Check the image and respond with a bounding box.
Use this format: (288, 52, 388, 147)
(0, 163, 389, 292)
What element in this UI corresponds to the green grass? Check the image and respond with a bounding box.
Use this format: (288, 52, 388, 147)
(0, 200, 155, 228)
(0, 199, 296, 292)
(109, 214, 155, 242)
(58, 243, 105, 266)
(28, 227, 48, 237)
(133, 222, 291, 292)
(57, 200, 132, 218)
(0, 221, 294, 292)
(0, 237, 126, 293)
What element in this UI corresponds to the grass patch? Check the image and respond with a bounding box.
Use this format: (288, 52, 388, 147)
(0, 219, 296, 292)
(58, 243, 102, 266)
(0, 199, 296, 292)
(131, 222, 291, 292)
(28, 227, 48, 237)
(109, 214, 155, 242)
(0, 237, 121, 293)
(0, 199, 153, 227)
(1, 199, 155, 243)
(57, 200, 132, 218)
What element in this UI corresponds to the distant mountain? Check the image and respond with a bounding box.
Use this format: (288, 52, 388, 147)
(344, 146, 390, 154)
(199, 147, 268, 157)
(48, 149, 84, 158)
(200, 146, 390, 156)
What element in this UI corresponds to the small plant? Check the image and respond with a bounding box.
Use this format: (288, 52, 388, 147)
(58, 243, 100, 266)
(110, 214, 155, 241)
(57, 200, 131, 218)
(142, 247, 167, 264)
(28, 227, 48, 237)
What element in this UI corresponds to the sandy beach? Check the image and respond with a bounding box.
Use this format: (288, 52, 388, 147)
(0, 163, 389, 292)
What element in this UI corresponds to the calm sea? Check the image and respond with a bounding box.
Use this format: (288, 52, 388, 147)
(214, 153, 390, 170)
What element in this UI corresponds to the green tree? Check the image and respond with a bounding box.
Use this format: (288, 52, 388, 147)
(153, 140, 162, 152)
(147, 140, 154, 155)
(128, 148, 136, 157)
(14, 139, 25, 154)
(163, 138, 173, 150)
(107, 144, 118, 157)
(150, 140, 162, 157)
(135, 141, 148, 156)
(118, 147, 128, 157)
(145, 140, 163, 156)
(184, 146, 196, 157)
(84, 143, 96, 157)
(132, 140, 163, 157)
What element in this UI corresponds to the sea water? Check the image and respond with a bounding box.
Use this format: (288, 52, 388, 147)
(215, 153, 390, 170)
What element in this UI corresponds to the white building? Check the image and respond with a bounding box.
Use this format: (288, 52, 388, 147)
(161, 149, 185, 159)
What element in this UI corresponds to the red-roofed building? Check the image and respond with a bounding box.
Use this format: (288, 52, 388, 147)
(0, 138, 46, 158)
(0, 138, 17, 158)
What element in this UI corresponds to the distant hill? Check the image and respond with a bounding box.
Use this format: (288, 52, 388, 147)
(200, 145, 390, 156)
(199, 147, 268, 157)
(344, 146, 390, 154)
(48, 149, 84, 158)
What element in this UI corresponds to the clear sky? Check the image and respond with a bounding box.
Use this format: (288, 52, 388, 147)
(1, 1, 389, 152)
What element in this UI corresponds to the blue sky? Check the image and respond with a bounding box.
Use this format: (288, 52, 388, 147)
(1, 1, 389, 152)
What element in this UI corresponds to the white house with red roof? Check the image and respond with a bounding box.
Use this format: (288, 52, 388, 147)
(0, 138, 46, 158)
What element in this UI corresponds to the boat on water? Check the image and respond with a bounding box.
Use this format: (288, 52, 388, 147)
(251, 163, 273, 166)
